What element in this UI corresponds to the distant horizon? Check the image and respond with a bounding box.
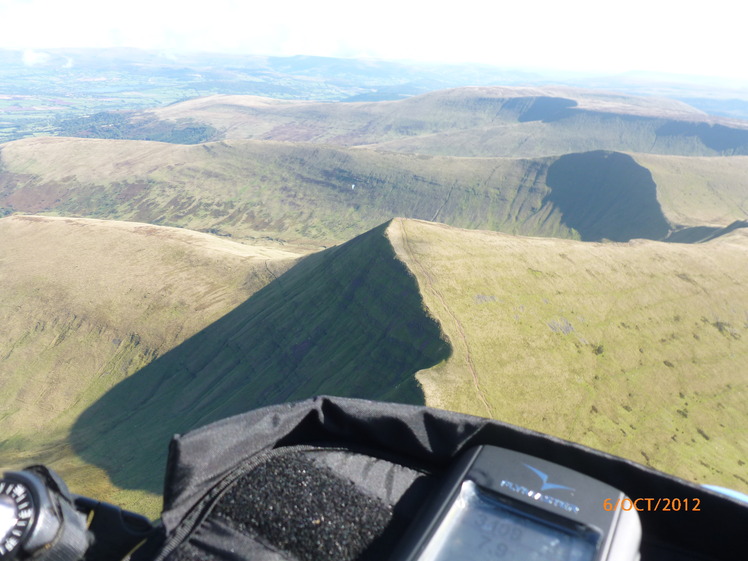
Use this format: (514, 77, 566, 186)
(3, 45, 746, 91)
(1, 0, 745, 85)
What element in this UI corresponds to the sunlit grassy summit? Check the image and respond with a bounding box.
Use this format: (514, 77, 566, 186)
(389, 219, 748, 494)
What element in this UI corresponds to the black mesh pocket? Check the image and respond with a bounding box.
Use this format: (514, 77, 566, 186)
(166, 452, 396, 561)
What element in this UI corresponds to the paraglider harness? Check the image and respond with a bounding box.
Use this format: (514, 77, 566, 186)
(1, 396, 746, 560)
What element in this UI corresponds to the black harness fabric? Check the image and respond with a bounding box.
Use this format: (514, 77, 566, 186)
(142, 396, 748, 561)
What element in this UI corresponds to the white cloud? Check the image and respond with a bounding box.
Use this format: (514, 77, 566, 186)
(0, 0, 744, 81)
(21, 49, 51, 66)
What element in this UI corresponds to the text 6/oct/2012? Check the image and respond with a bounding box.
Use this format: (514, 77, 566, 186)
(603, 497, 701, 512)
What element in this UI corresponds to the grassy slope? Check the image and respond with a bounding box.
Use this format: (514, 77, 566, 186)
(5, 213, 747, 517)
(387, 218, 748, 494)
(370, 112, 748, 158)
(2, 87, 747, 515)
(0, 215, 302, 513)
(29, 215, 747, 517)
(632, 153, 748, 227)
(2, 137, 748, 246)
(146, 87, 748, 157)
(0, 136, 575, 243)
(68, 222, 450, 515)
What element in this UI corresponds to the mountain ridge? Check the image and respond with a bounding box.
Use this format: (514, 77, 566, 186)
(2, 79, 748, 521)
(2, 137, 747, 246)
(3, 216, 747, 516)
(138, 87, 748, 157)
(67, 220, 451, 508)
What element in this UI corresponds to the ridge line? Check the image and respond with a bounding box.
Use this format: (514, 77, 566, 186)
(391, 219, 494, 418)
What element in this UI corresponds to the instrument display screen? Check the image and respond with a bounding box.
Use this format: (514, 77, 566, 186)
(416, 480, 599, 561)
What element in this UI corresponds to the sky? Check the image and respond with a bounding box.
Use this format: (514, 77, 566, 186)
(0, 0, 745, 83)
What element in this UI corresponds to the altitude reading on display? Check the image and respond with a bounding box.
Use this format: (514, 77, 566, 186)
(417, 481, 597, 561)
(395, 446, 641, 561)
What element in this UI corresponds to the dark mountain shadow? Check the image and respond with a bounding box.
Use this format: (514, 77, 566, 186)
(544, 151, 671, 242)
(656, 122, 748, 154)
(665, 220, 748, 243)
(69, 222, 451, 494)
(505, 96, 578, 122)
(518, 96, 578, 123)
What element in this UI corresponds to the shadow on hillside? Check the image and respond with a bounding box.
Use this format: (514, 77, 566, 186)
(545, 151, 671, 241)
(509, 96, 578, 123)
(68, 222, 452, 495)
(656, 122, 748, 154)
(664, 219, 748, 243)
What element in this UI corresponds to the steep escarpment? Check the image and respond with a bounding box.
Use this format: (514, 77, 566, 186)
(70, 221, 450, 498)
(22, 216, 748, 515)
(4, 137, 746, 246)
(147, 87, 748, 157)
(0, 137, 568, 243)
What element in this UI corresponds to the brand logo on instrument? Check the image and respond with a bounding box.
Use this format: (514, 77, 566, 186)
(499, 465, 580, 514)
(523, 464, 576, 493)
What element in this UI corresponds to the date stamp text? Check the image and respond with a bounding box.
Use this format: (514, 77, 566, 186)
(603, 497, 701, 512)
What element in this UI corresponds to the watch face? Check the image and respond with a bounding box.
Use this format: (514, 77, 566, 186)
(0, 480, 34, 557)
